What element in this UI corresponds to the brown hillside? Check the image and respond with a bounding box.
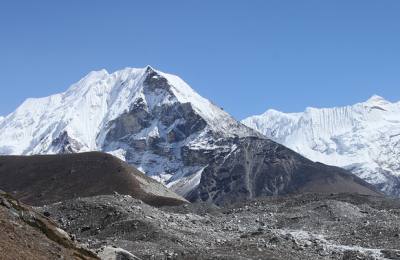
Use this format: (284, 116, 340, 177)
(0, 152, 186, 207)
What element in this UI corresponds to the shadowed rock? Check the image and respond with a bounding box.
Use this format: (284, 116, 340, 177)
(188, 137, 381, 205)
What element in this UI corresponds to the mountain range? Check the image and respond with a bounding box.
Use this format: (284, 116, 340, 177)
(1, 66, 399, 259)
(0, 66, 379, 204)
(242, 95, 400, 197)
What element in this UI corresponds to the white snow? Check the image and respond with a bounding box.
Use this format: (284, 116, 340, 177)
(279, 229, 394, 259)
(107, 149, 127, 161)
(242, 95, 400, 194)
(159, 71, 248, 135)
(98, 246, 141, 260)
(168, 167, 205, 197)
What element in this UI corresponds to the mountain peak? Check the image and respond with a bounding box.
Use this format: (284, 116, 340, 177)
(145, 65, 155, 73)
(263, 108, 282, 115)
(0, 65, 255, 166)
(365, 95, 388, 104)
(66, 69, 109, 93)
(84, 69, 109, 80)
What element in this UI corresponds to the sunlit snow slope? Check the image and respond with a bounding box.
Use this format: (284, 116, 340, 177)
(242, 95, 400, 196)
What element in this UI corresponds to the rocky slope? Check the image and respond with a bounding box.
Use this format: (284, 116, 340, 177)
(243, 95, 400, 197)
(39, 192, 400, 260)
(187, 137, 380, 205)
(0, 152, 186, 206)
(0, 190, 98, 260)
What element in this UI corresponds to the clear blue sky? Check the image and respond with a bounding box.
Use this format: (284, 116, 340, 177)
(1, 1, 399, 119)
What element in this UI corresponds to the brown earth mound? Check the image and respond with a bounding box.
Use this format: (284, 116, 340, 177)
(0, 152, 186, 207)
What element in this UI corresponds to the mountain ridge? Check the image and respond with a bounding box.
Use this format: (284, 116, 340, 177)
(242, 95, 400, 196)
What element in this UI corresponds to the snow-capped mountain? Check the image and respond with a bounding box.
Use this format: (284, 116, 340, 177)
(0, 66, 257, 193)
(0, 66, 250, 154)
(242, 95, 400, 196)
(0, 66, 378, 203)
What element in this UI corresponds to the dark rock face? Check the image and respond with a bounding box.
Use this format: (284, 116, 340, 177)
(51, 131, 83, 153)
(372, 170, 400, 198)
(143, 66, 173, 92)
(188, 137, 381, 205)
(104, 99, 151, 142)
(117, 68, 208, 143)
(101, 68, 215, 182)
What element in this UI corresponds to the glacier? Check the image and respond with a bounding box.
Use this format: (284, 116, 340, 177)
(242, 95, 400, 196)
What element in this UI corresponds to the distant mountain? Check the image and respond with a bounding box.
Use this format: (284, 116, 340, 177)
(0, 66, 380, 203)
(0, 152, 186, 206)
(242, 95, 400, 197)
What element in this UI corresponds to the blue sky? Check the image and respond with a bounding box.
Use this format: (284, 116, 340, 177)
(0, 1, 399, 119)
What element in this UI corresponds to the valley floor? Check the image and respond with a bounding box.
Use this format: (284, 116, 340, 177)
(39, 193, 400, 260)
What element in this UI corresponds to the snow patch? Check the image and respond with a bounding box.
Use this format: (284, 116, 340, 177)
(106, 149, 127, 161)
(169, 167, 205, 196)
(280, 229, 394, 259)
(98, 246, 141, 260)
